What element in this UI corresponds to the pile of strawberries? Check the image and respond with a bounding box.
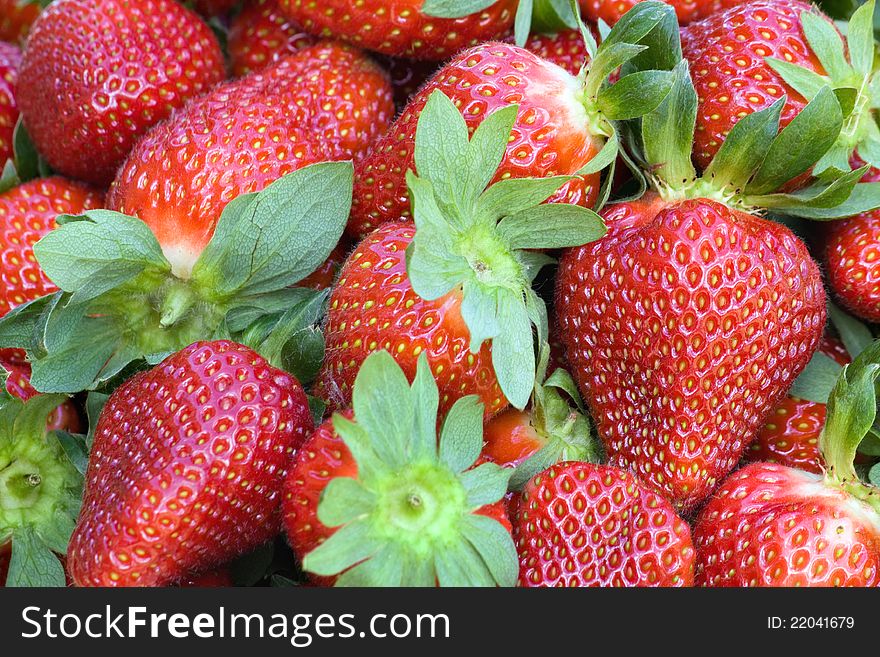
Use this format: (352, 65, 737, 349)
(0, 0, 879, 588)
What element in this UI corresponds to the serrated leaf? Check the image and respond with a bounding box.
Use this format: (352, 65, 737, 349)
(801, 9, 852, 81)
(475, 175, 571, 225)
(764, 57, 830, 101)
(847, 0, 876, 78)
(788, 351, 845, 403)
(6, 527, 65, 587)
(420, 0, 497, 18)
(459, 513, 518, 587)
(491, 293, 535, 410)
(497, 203, 606, 249)
(641, 59, 697, 186)
(439, 394, 484, 473)
(191, 161, 353, 300)
(459, 462, 512, 507)
(317, 477, 376, 527)
(598, 69, 675, 121)
(35, 210, 170, 303)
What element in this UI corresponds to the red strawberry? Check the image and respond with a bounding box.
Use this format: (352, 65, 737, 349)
(192, 0, 238, 17)
(17, 0, 227, 186)
(1, 355, 83, 433)
(348, 43, 601, 240)
(228, 0, 317, 77)
(0, 40, 19, 165)
(521, 28, 591, 77)
(108, 42, 393, 277)
(580, 0, 744, 27)
(277, 0, 518, 60)
(681, 0, 879, 184)
(177, 567, 234, 587)
(0, 177, 104, 320)
(376, 55, 440, 113)
(299, 243, 347, 290)
(0, 0, 39, 44)
(695, 463, 880, 586)
(747, 335, 850, 474)
(67, 340, 313, 587)
(556, 194, 826, 510)
(514, 462, 695, 586)
(286, 351, 517, 586)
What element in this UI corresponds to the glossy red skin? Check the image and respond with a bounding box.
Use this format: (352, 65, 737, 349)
(580, 0, 745, 26)
(277, 0, 517, 60)
(694, 463, 880, 586)
(521, 28, 591, 77)
(0, 177, 104, 319)
(747, 336, 850, 474)
(514, 462, 695, 586)
(0, 0, 39, 44)
(228, 0, 317, 77)
(108, 42, 394, 274)
(316, 223, 506, 418)
(0, 41, 19, 165)
(681, 0, 828, 174)
(348, 42, 601, 240)
(17, 0, 226, 186)
(177, 567, 234, 587)
(555, 195, 826, 511)
(283, 412, 511, 586)
(483, 409, 544, 468)
(67, 340, 313, 587)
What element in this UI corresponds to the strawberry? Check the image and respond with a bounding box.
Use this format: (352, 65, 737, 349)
(108, 42, 393, 276)
(347, 4, 684, 239)
(521, 28, 591, 77)
(580, 0, 743, 27)
(286, 350, 517, 586)
(0, 177, 103, 321)
(554, 48, 871, 510)
(299, 243, 347, 290)
(277, 0, 518, 60)
(191, 0, 238, 17)
(317, 90, 605, 416)
(1, 355, 83, 433)
(694, 341, 880, 586)
(681, 0, 880, 184)
(376, 55, 440, 113)
(67, 340, 313, 587)
(513, 462, 695, 586)
(747, 335, 851, 474)
(228, 0, 317, 77)
(0, 40, 19, 166)
(0, 0, 39, 44)
(177, 567, 234, 587)
(17, 0, 227, 186)
(0, 392, 85, 586)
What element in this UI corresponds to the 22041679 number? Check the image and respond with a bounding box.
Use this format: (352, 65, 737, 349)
(768, 617, 855, 630)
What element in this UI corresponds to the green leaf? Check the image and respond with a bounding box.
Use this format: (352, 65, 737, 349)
(530, 0, 581, 45)
(597, 69, 675, 121)
(829, 302, 874, 358)
(466, 104, 519, 204)
(12, 119, 43, 183)
(307, 395, 325, 427)
(335, 544, 405, 587)
(35, 211, 170, 303)
(459, 462, 512, 507)
(475, 175, 571, 226)
(410, 353, 440, 462)
(225, 287, 317, 333)
(0, 293, 57, 353)
(800, 9, 852, 81)
(704, 97, 784, 191)
(439, 394, 484, 473)
(191, 161, 353, 300)
(497, 203, 606, 250)
(317, 477, 376, 527)
(459, 280, 499, 353)
(847, 0, 875, 78)
(544, 367, 586, 413)
(351, 350, 415, 470)
(641, 60, 697, 186)
(54, 430, 90, 476)
(513, 0, 533, 46)
(6, 527, 66, 587)
(0, 159, 20, 195)
(759, 181, 880, 219)
(302, 519, 379, 577)
(459, 513, 518, 587)
(584, 43, 647, 100)
(764, 58, 830, 101)
(869, 462, 880, 486)
(751, 165, 866, 214)
(434, 538, 495, 587)
(420, 0, 497, 18)
(491, 293, 535, 410)
(788, 351, 845, 403)
(577, 131, 618, 176)
(616, 1, 681, 74)
(746, 86, 843, 196)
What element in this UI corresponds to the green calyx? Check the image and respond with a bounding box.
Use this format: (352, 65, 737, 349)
(0, 161, 353, 393)
(405, 90, 607, 409)
(631, 50, 880, 219)
(509, 343, 602, 489)
(302, 351, 518, 587)
(0, 394, 83, 587)
(0, 119, 51, 196)
(764, 2, 880, 176)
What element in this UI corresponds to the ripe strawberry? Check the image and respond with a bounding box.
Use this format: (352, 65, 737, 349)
(192, 0, 238, 17)
(0, 0, 39, 44)
(108, 42, 393, 276)
(277, 0, 518, 60)
(17, 0, 227, 186)
(0, 177, 104, 320)
(177, 567, 234, 587)
(580, 0, 743, 27)
(228, 0, 316, 77)
(299, 243, 346, 290)
(0, 40, 19, 165)
(514, 462, 695, 586)
(67, 340, 313, 587)
(521, 28, 591, 77)
(695, 462, 880, 586)
(286, 351, 517, 586)
(747, 335, 850, 474)
(376, 55, 440, 112)
(681, 0, 880, 183)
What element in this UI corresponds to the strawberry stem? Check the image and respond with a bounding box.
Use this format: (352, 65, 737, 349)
(159, 281, 196, 329)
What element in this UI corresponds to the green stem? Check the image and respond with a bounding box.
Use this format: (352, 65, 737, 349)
(159, 281, 196, 328)
(0, 460, 42, 511)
